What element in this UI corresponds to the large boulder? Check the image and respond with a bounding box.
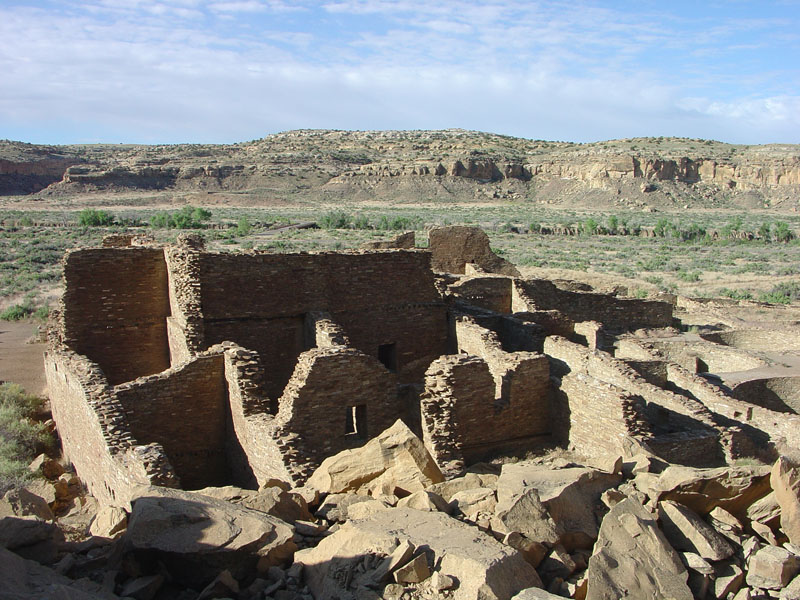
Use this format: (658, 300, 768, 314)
(771, 456, 800, 544)
(496, 463, 620, 550)
(657, 500, 734, 561)
(124, 486, 296, 587)
(195, 485, 313, 524)
(586, 499, 692, 600)
(0, 545, 118, 599)
(296, 507, 541, 600)
(643, 464, 771, 521)
(306, 420, 444, 496)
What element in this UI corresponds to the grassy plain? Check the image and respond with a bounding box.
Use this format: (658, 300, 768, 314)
(1, 204, 799, 318)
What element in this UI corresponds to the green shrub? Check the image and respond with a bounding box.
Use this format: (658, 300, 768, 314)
(150, 207, 212, 229)
(774, 221, 794, 243)
(582, 218, 598, 236)
(237, 217, 252, 236)
(719, 288, 753, 301)
(0, 383, 52, 494)
(677, 270, 701, 282)
(319, 211, 352, 230)
(78, 208, 115, 227)
(0, 303, 34, 321)
(607, 215, 619, 234)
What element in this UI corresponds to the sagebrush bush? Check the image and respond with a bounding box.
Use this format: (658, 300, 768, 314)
(0, 383, 53, 494)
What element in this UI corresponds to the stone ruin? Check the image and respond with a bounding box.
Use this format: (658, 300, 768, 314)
(44, 225, 800, 509)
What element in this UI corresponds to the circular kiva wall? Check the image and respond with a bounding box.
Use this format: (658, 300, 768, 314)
(731, 377, 800, 414)
(701, 330, 800, 353)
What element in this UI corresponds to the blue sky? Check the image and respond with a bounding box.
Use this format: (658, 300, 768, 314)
(1, 0, 798, 145)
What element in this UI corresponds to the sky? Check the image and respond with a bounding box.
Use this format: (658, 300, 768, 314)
(1, 0, 799, 145)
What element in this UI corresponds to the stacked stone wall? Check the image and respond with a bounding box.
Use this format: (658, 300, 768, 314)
(731, 377, 800, 414)
(44, 349, 179, 506)
(60, 248, 171, 384)
(273, 347, 398, 482)
(554, 372, 652, 458)
(114, 354, 229, 490)
(447, 276, 513, 314)
(513, 279, 672, 330)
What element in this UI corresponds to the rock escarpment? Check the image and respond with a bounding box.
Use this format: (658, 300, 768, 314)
(2, 131, 798, 210)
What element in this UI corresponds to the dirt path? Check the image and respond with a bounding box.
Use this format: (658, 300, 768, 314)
(0, 321, 47, 396)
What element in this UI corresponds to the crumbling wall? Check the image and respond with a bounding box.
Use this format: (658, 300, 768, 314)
(272, 346, 399, 482)
(420, 348, 550, 468)
(59, 248, 171, 384)
(428, 226, 520, 276)
(553, 372, 653, 458)
(544, 336, 725, 466)
(636, 339, 767, 374)
(448, 276, 513, 313)
(731, 377, 800, 414)
(513, 279, 673, 330)
(44, 349, 179, 507)
(114, 353, 229, 490)
(175, 250, 447, 396)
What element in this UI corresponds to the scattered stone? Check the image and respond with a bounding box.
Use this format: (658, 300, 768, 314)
(714, 560, 745, 599)
(396, 490, 450, 513)
(493, 487, 562, 546)
(394, 553, 431, 583)
(197, 485, 313, 524)
(658, 500, 735, 560)
(586, 499, 692, 600)
(679, 551, 714, 576)
(119, 574, 164, 600)
(125, 486, 296, 587)
(90, 505, 128, 539)
(431, 571, 456, 591)
(28, 454, 65, 480)
(296, 507, 541, 600)
(502, 533, 548, 569)
(752, 520, 779, 546)
(372, 539, 416, 583)
(306, 420, 444, 496)
(0, 487, 54, 521)
(780, 573, 800, 599)
(197, 569, 239, 600)
(648, 464, 772, 521)
(746, 545, 800, 590)
(538, 545, 576, 581)
(428, 473, 498, 503)
(511, 587, 565, 599)
(497, 463, 620, 550)
(450, 488, 496, 520)
(748, 492, 782, 527)
(772, 457, 800, 545)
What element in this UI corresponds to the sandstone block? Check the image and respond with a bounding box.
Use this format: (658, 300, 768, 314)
(745, 545, 800, 590)
(586, 499, 692, 600)
(394, 553, 430, 583)
(89, 505, 128, 539)
(771, 456, 800, 544)
(306, 420, 444, 496)
(658, 500, 734, 560)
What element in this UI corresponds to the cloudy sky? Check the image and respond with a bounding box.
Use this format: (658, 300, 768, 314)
(1, 0, 798, 145)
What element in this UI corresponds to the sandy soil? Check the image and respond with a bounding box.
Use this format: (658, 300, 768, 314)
(0, 321, 47, 395)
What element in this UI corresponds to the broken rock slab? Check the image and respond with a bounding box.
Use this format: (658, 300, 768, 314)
(745, 544, 800, 590)
(497, 462, 620, 550)
(771, 456, 800, 545)
(645, 464, 772, 521)
(296, 507, 542, 600)
(124, 485, 296, 587)
(658, 500, 735, 561)
(306, 419, 444, 496)
(586, 498, 693, 600)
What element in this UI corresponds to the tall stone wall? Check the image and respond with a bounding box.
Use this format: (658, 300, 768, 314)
(114, 354, 229, 490)
(513, 279, 673, 331)
(162, 249, 448, 396)
(420, 351, 551, 468)
(272, 346, 399, 482)
(427, 226, 520, 276)
(59, 248, 171, 384)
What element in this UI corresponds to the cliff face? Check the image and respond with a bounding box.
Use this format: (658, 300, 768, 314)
(1, 131, 798, 210)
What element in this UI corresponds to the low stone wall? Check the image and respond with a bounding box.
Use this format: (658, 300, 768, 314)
(553, 372, 652, 458)
(513, 279, 673, 331)
(44, 349, 179, 507)
(731, 377, 800, 414)
(448, 276, 513, 314)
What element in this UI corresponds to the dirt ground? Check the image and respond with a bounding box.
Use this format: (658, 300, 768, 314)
(0, 321, 47, 395)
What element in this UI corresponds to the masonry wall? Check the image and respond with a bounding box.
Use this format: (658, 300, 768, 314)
(731, 377, 800, 414)
(114, 354, 230, 490)
(169, 250, 448, 396)
(44, 349, 179, 506)
(272, 346, 399, 482)
(553, 372, 652, 458)
(60, 248, 171, 384)
(448, 277, 513, 314)
(513, 278, 673, 330)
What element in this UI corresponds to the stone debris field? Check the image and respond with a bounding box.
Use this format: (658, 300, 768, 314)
(3, 225, 800, 600)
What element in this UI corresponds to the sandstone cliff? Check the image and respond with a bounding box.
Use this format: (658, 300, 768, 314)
(1, 130, 798, 210)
